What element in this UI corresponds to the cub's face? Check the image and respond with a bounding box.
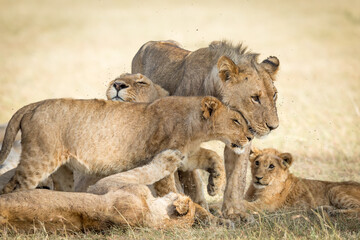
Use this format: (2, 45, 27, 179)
(217, 55, 280, 138)
(201, 96, 253, 154)
(249, 148, 293, 189)
(106, 73, 168, 103)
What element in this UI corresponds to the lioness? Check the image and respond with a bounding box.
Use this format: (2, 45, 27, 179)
(0, 149, 222, 232)
(132, 40, 280, 218)
(243, 148, 360, 214)
(106, 73, 169, 102)
(0, 96, 251, 194)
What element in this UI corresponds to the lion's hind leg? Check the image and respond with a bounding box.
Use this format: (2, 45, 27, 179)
(2, 147, 65, 194)
(328, 184, 360, 215)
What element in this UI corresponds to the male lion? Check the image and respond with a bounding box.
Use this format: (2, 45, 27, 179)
(0, 149, 224, 232)
(132, 40, 280, 218)
(0, 95, 251, 194)
(242, 148, 360, 215)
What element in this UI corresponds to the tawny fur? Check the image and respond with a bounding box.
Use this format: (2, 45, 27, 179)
(132, 40, 280, 218)
(242, 148, 360, 215)
(0, 96, 250, 194)
(0, 74, 226, 199)
(0, 150, 219, 232)
(106, 73, 169, 102)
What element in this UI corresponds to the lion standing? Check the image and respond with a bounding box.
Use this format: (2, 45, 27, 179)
(0, 96, 251, 194)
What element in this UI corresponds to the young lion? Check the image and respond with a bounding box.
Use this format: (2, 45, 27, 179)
(242, 148, 360, 214)
(0, 95, 251, 194)
(0, 74, 226, 199)
(0, 149, 221, 232)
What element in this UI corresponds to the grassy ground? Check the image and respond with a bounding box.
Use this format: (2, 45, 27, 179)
(0, 0, 359, 239)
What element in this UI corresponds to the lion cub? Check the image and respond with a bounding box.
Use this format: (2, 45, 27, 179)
(0, 149, 221, 232)
(243, 148, 360, 214)
(0, 94, 251, 194)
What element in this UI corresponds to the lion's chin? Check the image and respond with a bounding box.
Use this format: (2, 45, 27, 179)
(231, 146, 245, 155)
(253, 182, 268, 189)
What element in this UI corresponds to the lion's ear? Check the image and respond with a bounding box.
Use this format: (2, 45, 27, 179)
(261, 56, 280, 77)
(201, 96, 222, 119)
(279, 153, 293, 168)
(136, 74, 151, 85)
(217, 56, 239, 82)
(249, 147, 261, 162)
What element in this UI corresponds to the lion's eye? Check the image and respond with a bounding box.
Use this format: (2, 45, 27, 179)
(136, 81, 148, 85)
(233, 119, 241, 126)
(251, 95, 261, 104)
(273, 92, 277, 100)
(225, 71, 231, 81)
(255, 161, 260, 166)
(269, 164, 275, 169)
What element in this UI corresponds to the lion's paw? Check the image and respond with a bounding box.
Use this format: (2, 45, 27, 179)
(154, 149, 185, 173)
(207, 171, 223, 196)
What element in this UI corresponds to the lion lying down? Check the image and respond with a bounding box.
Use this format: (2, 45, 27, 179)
(0, 94, 251, 194)
(242, 148, 360, 215)
(0, 150, 223, 232)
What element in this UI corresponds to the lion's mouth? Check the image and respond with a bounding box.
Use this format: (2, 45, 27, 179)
(253, 181, 268, 187)
(112, 96, 125, 102)
(230, 143, 245, 155)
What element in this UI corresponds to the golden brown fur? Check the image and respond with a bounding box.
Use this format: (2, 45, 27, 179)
(0, 96, 251, 194)
(106, 73, 169, 102)
(0, 150, 220, 232)
(0, 74, 225, 199)
(242, 148, 360, 215)
(132, 40, 280, 218)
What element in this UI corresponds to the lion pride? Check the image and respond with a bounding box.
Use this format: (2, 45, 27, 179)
(132, 40, 280, 218)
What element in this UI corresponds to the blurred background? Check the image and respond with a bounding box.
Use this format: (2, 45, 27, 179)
(0, 0, 359, 186)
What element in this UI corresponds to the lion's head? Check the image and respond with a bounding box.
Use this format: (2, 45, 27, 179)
(106, 73, 169, 102)
(201, 96, 253, 154)
(217, 52, 279, 137)
(249, 148, 293, 189)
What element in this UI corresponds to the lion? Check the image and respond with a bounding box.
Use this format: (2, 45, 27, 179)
(242, 148, 360, 215)
(0, 149, 228, 232)
(132, 40, 280, 218)
(0, 74, 226, 200)
(0, 73, 168, 175)
(106, 73, 169, 102)
(0, 95, 251, 194)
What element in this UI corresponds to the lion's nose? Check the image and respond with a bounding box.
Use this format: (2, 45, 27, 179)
(266, 122, 278, 131)
(255, 176, 263, 181)
(113, 82, 129, 91)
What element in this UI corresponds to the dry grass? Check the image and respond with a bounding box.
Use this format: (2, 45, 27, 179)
(0, 0, 359, 239)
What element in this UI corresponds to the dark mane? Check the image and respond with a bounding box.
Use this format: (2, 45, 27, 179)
(209, 40, 259, 65)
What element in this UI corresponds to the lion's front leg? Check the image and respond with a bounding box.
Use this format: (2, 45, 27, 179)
(222, 144, 250, 220)
(179, 170, 208, 210)
(185, 147, 225, 197)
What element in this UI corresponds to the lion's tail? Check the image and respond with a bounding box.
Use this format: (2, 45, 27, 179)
(0, 102, 40, 164)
